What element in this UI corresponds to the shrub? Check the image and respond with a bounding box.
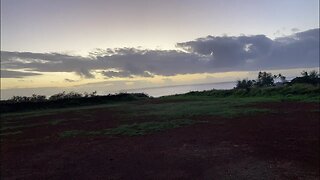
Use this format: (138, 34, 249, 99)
(290, 70, 320, 86)
(9, 94, 47, 103)
(235, 79, 254, 90)
(254, 71, 275, 87)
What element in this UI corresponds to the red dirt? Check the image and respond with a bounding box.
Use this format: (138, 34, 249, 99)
(1, 102, 319, 179)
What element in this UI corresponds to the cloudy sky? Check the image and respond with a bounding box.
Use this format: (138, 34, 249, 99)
(1, 0, 319, 99)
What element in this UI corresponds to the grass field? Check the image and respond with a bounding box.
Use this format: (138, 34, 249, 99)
(0, 95, 305, 137)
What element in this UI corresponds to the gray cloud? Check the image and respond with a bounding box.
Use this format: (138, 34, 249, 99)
(101, 70, 134, 78)
(1, 51, 98, 78)
(101, 70, 154, 78)
(1, 70, 42, 78)
(177, 28, 319, 70)
(1, 28, 319, 78)
(64, 78, 79, 82)
(176, 34, 273, 69)
(291, 28, 300, 32)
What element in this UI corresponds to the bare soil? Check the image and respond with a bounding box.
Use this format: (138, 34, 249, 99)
(1, 102, 319, 179)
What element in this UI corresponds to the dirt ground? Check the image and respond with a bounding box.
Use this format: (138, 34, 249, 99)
(1, 102, 319, 179)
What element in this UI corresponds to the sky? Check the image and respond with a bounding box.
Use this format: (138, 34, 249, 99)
(1, 0, 319, 99)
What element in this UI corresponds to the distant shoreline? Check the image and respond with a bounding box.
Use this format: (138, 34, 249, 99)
(120, 81, 236, 92)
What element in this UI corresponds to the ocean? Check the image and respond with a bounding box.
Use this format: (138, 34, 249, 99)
(124, 82, 236, 97)
(1, 81, 236, 100)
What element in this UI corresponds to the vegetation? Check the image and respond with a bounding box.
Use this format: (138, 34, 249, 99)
(0, 93, 149, 113)
(2, 93, 317, 138)
(8, 91, 98, 103)
(255, 71, 275, 87)
(59, 119, 197, 137)
(9, 94, 47, 103)
(235, 79, 254, 90)
(236, 70, 318, 89)
(290, 70, 320, 85)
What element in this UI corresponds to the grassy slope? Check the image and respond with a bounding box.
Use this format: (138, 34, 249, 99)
(1, 92, 319, 137)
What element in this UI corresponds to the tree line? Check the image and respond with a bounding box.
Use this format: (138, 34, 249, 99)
(7, 91, 98, 103)
(235, 70, 319, 90)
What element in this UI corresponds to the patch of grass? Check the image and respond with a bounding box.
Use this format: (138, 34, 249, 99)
(59, 119, 197, 138)
(20, 136, 52, 143)
(104, 119, 196, 136)
(116, 97, 274, 122)
(1, 103, 122, 121)
(1, 119, 71, 131)
(1, 111, 58, 121)
(176, 84, 320, 100)
(0, 123, 47, 131)
(0, 130, 23, 136)
(59, 130, 84, 138)
(48, 120, 65, 125)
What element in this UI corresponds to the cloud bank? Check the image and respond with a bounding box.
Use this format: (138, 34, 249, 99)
(1, 28, 319, 78)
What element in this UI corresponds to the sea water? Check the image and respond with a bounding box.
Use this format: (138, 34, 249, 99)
(123, 82, 235, 97)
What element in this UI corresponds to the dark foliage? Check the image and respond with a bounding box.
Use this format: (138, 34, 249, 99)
(187, 70, 320, 97)
(290, 70, 320, 85)
(236, 71, 278, 89)
(185, 83, 320, 97)
(235, 79, 254, 90)
(0, 93, 149, 113)
(9, 94, 47, 103)
(255, 71, 275, 87)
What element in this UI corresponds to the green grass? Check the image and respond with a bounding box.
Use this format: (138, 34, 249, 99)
(3, 89, 319, 138)
(0, 118, 79, 131)
(181, 84, 320, 99)
(59, 119, 197, 137)
(48, 119, 65, 125)
(0, 103, 122, 121)
(0, 130, 23, 136)
(116, 97, 274, 122)
(58, 97, 279, 138)
(0, 123, 47, 131)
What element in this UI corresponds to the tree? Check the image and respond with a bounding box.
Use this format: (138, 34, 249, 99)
(290, 70, 320, 85)
(301, 71, 308, 77)
(236, 79, 254, 90)
(255, 71, 275, 87)
(9, 94, 47, 103)
(30, 94, 46, 102)
(309, 70, 319, 79)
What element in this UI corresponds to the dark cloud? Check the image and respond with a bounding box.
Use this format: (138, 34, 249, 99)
(1, 70, 42, 78)
(96, 49, 210, 76)
(176, 34, 273, 69)
(101, 70, 133, 78)
(1, 51, 99, 77)
(64, 78, 79, 82)
(177, 28, 319, 70)
(101, 70, 154, 78)
(1, 28, 318, 78)
(259, 28, 319, 69)
(75, 69, 95, 79)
